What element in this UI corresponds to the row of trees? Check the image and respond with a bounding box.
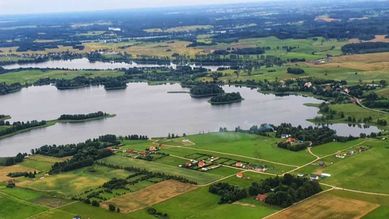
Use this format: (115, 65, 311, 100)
(0, 120, 47, 137)
(342, 42, 389, 54)
(0, 82, 22, 95)
(0, 153, 27, 166)
(287, 67, 305, 75)
(209, 92, 243, 104)
(248, 174, 322, 207)
(58, 111, 109, 121)
(209, 183, 248, 204)
(33, 135, 120, 174)
(190, 84, 224, 97)
(209, 174, 322, 208)
(275, 123, 354, 147)
(7, 171, 37, 178)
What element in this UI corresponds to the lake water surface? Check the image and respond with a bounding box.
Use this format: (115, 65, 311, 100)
(3, 58, 224, 71)
(0, 83, 379, 156)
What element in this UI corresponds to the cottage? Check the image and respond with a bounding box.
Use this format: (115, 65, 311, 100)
(236, 172, 244, 178)
(235, 162, 244, 168)
(149, 146, 158, 152)
(256, 194, 268, 202)
(286, 138, 297, 143)
(198, 160, 206, 168)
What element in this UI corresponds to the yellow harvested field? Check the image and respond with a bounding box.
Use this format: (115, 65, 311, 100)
(307, 52, 389, 71)
(102, 180, 197, 213)
(349, 35, 389, 43)
(0, 165, 37, 182)
(269, 192, 379, 219)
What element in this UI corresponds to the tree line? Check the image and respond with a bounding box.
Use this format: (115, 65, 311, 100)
(0, 120, 47, 138)
(33, 135, 121, 174)
(58, 111, 110, 121)
(209, 92, 243, 105)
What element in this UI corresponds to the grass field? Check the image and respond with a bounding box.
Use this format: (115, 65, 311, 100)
(0, 69, 124, 84)
(160, 132, 315, 166)
(311, 139, 365, 157)
(20, 155, 70, 172)
(268, 191, 379, 219)
(129, 186, 279, 219)
(0, 164, 37, 182)
(100, 155, 229, 185)
(102, 180, 196, 213)
(18, 165, 129, 196)
(319, 138, 389, 193)
(328, 104, 389, 129)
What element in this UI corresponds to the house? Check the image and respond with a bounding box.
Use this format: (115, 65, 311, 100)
(281, 134, 291, 139)
(304, 82, 313, 88)
(321, 173, 331, 178)
(198, 160, 206, 168)
(236, 172, 244, 178)
(335, 153, 345, 159)
(148, 146, 158, 152)
(256, 194, 268, 202)
(235, 162, 244, 168)
(310, 175, 320, 181)
(286, 138, 297, 143)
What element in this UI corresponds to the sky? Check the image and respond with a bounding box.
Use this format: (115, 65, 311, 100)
(0, 0, 260, 15)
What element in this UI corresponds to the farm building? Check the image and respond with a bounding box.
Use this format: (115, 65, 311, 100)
(256, 194, 268, 202)
(236, 172, 244, 178)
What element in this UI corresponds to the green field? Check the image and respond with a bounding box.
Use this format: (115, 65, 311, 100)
(100, 155, 231, 185)
(18, 165, 130, 196)
(320, 138, 389, 193)
(130, 186, 279, 219)
(161, 132, 315, 166)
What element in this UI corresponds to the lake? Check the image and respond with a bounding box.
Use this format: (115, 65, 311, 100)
(2, 58, 225, 71)
(0, 83, 380, 156)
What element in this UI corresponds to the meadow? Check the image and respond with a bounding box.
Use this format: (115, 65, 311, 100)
(160, 132, 315, 166)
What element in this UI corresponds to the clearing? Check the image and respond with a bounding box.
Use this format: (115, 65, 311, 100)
(268, 192, 379, 219)
(102, 180, 196, 213)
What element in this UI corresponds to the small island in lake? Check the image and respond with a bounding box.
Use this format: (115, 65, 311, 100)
(58, 111, 115, 122)
(209, 92, 243, 105)
(103, 79, 127, 90)
(0, 115, 11, 121)
(190, 84, 224, 98)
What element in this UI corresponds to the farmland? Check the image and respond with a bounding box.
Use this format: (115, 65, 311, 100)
(1, 1, 389, 218)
